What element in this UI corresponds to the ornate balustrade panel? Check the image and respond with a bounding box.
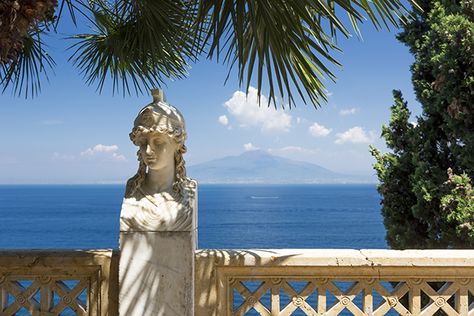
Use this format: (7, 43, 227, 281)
(195, 249, 474, 316)
(0, 250, 118, 316)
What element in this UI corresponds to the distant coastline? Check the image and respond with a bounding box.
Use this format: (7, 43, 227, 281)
(0, 182, 377, 186)
(0, 150, 377, 185)
(188, 150, 375, 184)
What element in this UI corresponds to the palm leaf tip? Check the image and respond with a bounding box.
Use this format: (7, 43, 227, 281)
(68, 0, 198, 96)
(1, 33, 55, 98)
(196, 0, 416, 108)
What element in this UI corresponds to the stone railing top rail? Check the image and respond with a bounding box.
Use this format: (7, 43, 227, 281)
(0, 249, 117, 267)
(196, 249, 474, 267)
(0, 249, 114, 255)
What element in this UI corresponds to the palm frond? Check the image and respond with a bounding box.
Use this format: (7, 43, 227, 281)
(68, 0, 201, 96)
(195, 0, 415, 108)
(2, 0, 419, 104)
(1, 31, 55, 98)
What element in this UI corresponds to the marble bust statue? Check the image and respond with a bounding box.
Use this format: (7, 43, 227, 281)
(120, 89, 197, 232)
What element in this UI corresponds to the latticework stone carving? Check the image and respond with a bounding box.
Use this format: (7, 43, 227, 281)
(0, 250, 117, 316)
(228, 277, 474, 316)
(0, 276, 95, 315)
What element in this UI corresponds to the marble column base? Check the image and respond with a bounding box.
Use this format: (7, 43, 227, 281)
(119, 231, 195, 316)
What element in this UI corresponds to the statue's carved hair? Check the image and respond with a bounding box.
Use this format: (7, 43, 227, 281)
(125, 125, 189, 198)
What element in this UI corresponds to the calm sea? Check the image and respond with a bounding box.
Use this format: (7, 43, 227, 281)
(0, 184, 387, 249)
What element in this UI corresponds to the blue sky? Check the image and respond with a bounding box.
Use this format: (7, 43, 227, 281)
(0, 12, 421, 184)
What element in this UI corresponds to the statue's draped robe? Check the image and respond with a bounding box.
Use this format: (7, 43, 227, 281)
(120, 181, 196, 232)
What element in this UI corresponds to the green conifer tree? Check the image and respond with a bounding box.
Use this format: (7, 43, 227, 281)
(371, 0, 474, 249)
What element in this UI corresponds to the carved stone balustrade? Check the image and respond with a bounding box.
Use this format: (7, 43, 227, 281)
(3, 249, 474, 315)
(0, 250, 118, 316)
(195, 249, 474, 316)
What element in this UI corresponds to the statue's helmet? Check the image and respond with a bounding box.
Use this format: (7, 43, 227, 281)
(130, 89, 186, 145)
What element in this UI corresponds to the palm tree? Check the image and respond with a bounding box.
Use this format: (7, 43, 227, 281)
(0, 0, 418, 107)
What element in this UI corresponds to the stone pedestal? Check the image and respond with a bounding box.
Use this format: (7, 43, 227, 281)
(119, 230, 195, 316)
(118, 185, 197, 316)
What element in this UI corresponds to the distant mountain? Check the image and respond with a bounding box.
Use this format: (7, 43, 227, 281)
(188, 150, 371, 184)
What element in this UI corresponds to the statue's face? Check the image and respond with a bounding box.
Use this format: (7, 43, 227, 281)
(136, 132, 177, 170)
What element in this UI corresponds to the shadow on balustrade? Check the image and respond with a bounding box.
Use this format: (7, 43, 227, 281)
(195, 249, 298, 315)
(84, 249, 120, 316)
(0, 249, 119, 316)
